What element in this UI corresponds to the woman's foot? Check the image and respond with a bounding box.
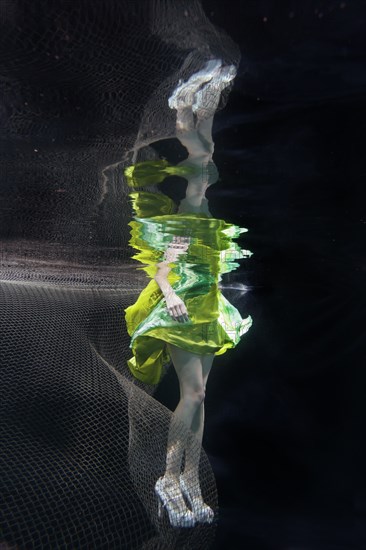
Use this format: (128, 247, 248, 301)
(168, 58, 223, 131)
(155, 475, 196, 528)
(192, 63, 237, 120)
(168, 58, 223, 112)
(179, 473, 215, 524)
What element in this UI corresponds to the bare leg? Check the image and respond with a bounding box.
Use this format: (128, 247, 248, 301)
(164, 343, 205, 482)
(177, 128, 212, 160)
(180, 354, 215, 522)
(154, 344, 205, 527)
(183, 353, 214, 480)
(161, 344, 216, 523)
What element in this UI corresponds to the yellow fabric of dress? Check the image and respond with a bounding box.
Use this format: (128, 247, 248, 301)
(124, 190, 252, 385)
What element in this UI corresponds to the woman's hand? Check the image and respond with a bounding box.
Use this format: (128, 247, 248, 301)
(165, 291, 189, 323)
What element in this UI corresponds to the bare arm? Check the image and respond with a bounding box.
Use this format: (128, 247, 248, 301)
(154, 236, 190, 323)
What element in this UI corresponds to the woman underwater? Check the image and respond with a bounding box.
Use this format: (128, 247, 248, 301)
(124, 59, 252, 528)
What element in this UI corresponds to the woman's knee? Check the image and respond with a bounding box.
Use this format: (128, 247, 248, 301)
(183, 387, 205, 407)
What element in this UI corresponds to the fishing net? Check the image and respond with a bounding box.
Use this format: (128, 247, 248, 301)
(0, 1, 240, 548)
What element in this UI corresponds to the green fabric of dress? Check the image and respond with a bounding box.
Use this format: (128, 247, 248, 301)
(124, 188, 253, 385)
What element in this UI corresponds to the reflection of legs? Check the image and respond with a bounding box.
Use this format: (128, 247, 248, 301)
(176, 114, 214, 161)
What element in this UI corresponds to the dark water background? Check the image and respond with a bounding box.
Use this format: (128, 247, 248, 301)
(156, 2, 366, 548)
(1, 1, 365, 549)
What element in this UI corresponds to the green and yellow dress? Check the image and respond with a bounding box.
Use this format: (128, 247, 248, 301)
(124, 162, 253, 385)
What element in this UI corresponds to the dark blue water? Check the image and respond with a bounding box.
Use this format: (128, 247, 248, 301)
(157, 2, 366, 548)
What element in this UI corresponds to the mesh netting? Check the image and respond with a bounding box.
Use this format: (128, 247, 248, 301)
(0, 1, 240, 548)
